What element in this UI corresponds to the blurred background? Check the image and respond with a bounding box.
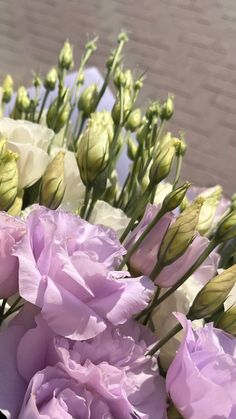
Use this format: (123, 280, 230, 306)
(0, 0, 235, 196)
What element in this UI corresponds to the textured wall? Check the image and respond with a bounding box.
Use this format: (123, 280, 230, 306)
(0, 0, 235, 196)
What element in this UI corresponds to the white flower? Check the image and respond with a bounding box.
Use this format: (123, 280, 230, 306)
(154, 181, 172, 205)
(152, 249, 219, 370)
(0, 118, 54, 188)
(50, 146, 85, 212)
(89, 200, 130, 237)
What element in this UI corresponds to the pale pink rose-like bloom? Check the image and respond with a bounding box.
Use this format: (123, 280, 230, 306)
(0, 212, 25, 298)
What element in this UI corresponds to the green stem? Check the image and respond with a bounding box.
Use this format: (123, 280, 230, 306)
(76, 113, 86, 143)
(118, 207, 165, 269)
(37, 89, 49, 123)
(80, 185, 91, 218)
(0, 298, 7, 320)
(142, 286, 161, 325)
(147, 322, 183, 356)
(155, 239, 218, 308)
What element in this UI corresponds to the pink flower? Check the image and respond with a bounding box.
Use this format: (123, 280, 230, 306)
(126, 204, 219, 287)
(166, 314, 236, 419)
(15, 206, 154, 340)
(0, 305, 167, 418)
(0, 212, 25, 298)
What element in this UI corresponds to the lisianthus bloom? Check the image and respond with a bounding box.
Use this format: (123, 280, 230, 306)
(166, 313, 236, 419)
(0, 118, 54, 188)
(0, 305, 167, 419)
(15, 206, 154, 340)
(126, 204, 217, 287)
(0, 212, 25, 298)
(89, 200, 130, 237)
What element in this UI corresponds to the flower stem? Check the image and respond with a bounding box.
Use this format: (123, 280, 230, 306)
(37, 89, 49, 123)
(80, 185, 91, 218)
(147, 322, 182, 356)
(172, 154, 183, 190)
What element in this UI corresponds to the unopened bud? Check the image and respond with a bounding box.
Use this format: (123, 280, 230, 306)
(162, 182, 191, 212)
(85, 38, 97, 53)
(149, 139, 179, 185)
(0, 134, 7, 157)
(78, 84, 99, 117)
(215, 210, 236, 242)
(46, 96, 70, 133)
(179, 195, 189, 212)
(125, 108, 142, 132)
(77, 113, 110, 185)
(127, 137, 137, 161)
(16, 86, 30, 112)
(161, 95, 174, 120)
(197, 186, 222, 235)
(118, 31, 129, 43)
(59, 40, 74, 70)
(0, 150, 18, 211)
(7, 189, 23, 216)
(33, 74, 42, 89)
(44, 67, 58, 91)
(231, 193, 236, 211)
(159, 198, 203, 265)
(189, 265, 236, 320)
(175, 138, 187, 156)
(146, 102, 161, 120)
(90, 111, 114, 144)
(2, 74, 14, 103)
(40, 151, 65, 209)
(112, 89, 132, 124)
(216, 306, 236, 336)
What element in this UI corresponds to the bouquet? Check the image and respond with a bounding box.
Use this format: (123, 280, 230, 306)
(0, 31, 236, 419)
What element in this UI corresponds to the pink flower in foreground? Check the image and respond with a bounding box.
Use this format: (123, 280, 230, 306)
(15, 206, 154, 340)
(166, 313, 236, 419)
(0, 305, 167, 419)
(0, 212, 25, 298)
(126, 204, 219, 287)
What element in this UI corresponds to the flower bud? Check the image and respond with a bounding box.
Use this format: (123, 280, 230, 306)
(215, 210, 236, 242)
(44, 67, 58, 91)
(59, 40, 74, 70)
(149, 139, 179, 185)
(197, 186, 222, 235)
(189, 265, 236, 320)
(0, 150, 18, 211)
(175, 138, 187, 156)
(179, 195, 189, 212)
(78, 84, 99, 117)
(33, 74, 42, 89)
(40, 151, 65, 210)
(2, 74, 14, 104)
(112, 89, 132, 125)
(127, 136, 137, 161)
(118, 31, 129, 43)
(158, 198, 204, 265)
(46, 95, 70, 133)
(162, 182, 191, 212)
(0, 134, 7, 157)
(125, 108, 142, 132)
(7, 189, 23, 216)
(216, 306, 236, 336)
(77, 113, 110, 186)
(90, 111, 114, 144)
(146, 102, 161, 120)
(160, 95, 174, 120)
(16, 86, 30, 113)
(231, 193, 236, 211)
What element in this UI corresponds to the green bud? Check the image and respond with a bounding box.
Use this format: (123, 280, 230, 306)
(216, 306, 236, 336)
(161, 95, 174, 120)
(176, 139, 187, 156)
(44, 67, 58, 91)
(90, 111, 114, 144)
(149, 139, 179, 185)
(197, 186, 222, 235)
(59, 40, 74, 70)
(78, 84, 99, 117)
(46, 94, 70, 133)
(179, 195, 189, 212)
(112, 89, 132, 125)
(215, 210, 236, 242)
(158, 198, 204, 265)
(40, 151, 65, 210)
(146, 102, 161, 120)
(162, 182, 191, 212)
(77, 113, 111, 185)
(7, 189, 23, 216)
(0, 134, 7, 157)
(231, 193, 236, 211)
(2, 74, 14, 103)
(118, 31, 129, 43)
(85, 38, 97, 53)
(127, 137, 138, 161)
(134, 77, 144, 91)
(0, 150, 18, 211)
(125, 108, 142, 132)
(189, 265, 236, 320)
(33, 74, 42, 88)
(160, 131, 172, 148)
(16, 86, 30, 112)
